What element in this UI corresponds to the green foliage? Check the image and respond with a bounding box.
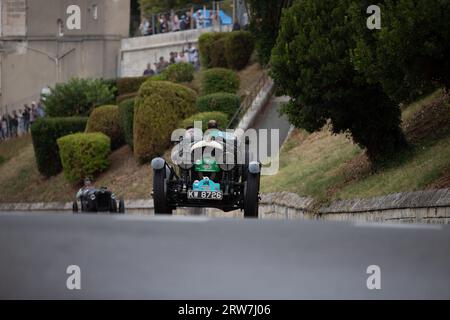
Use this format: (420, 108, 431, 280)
(57, 133, 110, 184)
(118, 98, 135, 149)
(196, 92, 240, 119)
(163, 63, 195, 83)
(86, 105, 124, 150)
(247, 0, 293, 65)
(102, 78, 119, 98)
(116, 92, 138, 104)
(200, 68, 240, 95)
(198, 32, 228, 69)
(209, 37, 228, 68)
(134, 81, 197, 163)
(350, 0, 450, 103)
(271, 0, 406, 163)
(181, 112, 229, 131)
(43, 78, 116, 117)
(117, 76, 149, 96)
(224, 31, 255, 70)
(30, 117, 88, 177)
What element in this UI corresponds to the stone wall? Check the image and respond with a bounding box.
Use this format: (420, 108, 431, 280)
(1, 189, 449, 224)
(119, 25, 231, 77)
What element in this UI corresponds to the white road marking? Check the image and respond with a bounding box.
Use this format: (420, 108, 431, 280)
(353, 221, 442, 230)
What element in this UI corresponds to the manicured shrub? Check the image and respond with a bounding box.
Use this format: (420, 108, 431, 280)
(224, 31, 255, 70)
(31, 117, 88, 177)
(196, 93, 240, 119)
(118, 98, 135, 149)
(102, 78, 119, 97)
(210, 37, 228, 68)
(44, 78, 116, 117)
(57, 133, 111, 184)
(198, 32, 228, 68)
(134, 81, 197, 163)
(201, 68, 240, 95)
(116, 76, 149, 96)
(163, 63, 195, 83)
(181, 112, 229, 131)
(86, 105, 124, 150)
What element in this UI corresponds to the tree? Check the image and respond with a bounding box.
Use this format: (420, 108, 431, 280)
(350, 0, 450, 103)
(246, 0, 293, 65)
(44, 78, 116, 117)
(270, 0, 406, 163)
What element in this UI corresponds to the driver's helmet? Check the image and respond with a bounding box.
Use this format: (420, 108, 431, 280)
(84, 177, 93, 188)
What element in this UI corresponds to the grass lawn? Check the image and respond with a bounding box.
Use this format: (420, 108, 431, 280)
(261, 89, 450, 203)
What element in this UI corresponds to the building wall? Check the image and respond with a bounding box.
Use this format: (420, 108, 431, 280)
(0, 0, 130, 113)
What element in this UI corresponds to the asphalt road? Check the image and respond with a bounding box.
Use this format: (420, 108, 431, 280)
(0, 212, 449, 299)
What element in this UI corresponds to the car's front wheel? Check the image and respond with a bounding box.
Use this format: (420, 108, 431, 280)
(243, 171, 260, 218)
(153, 168, 173, 215)
(110, 199, 118, 213)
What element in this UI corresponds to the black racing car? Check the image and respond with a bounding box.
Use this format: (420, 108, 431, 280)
(151, 129, 261, 218)
(72, 187, 125, 214)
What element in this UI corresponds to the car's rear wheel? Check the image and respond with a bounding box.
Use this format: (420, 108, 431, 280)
(243, 172, 260, 218)
(153, 168, 172, 215)
(118, 199, 125, 214)
(72, 201, 78, 213)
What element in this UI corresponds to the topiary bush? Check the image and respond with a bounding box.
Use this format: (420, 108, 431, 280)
(118, 98, 135, 149)
(210, 37, 228, 68)
(31, 117, 88, 177)
(43, 78, 116, 117)
(85, 105, 124, 150)
(201, 68, 240, 95)
(116, 92, 138, 104)
(134, 81, 197, 163)
(163, 63, 195, 83)
(198, 32, 228, 68)
(181, 111, 229, 131)
(224, 31, 255, 70)
(196, 93, 240, 119)
(57, 133, 111, 184)
(117, 76, 149, 96)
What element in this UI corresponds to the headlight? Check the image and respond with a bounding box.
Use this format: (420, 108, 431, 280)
(111, 193, 116, 200)
(90, 194, 96, 201)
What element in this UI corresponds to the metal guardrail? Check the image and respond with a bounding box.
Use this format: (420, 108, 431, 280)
(227, 72, 270, 129)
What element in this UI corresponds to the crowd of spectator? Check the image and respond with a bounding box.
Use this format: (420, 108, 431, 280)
(143, 43, 200, 76)
(139, 9, 226, 36)
(0, 100, 46, 142)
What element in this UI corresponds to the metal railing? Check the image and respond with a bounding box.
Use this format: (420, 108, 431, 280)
(227, 72, 271, 129)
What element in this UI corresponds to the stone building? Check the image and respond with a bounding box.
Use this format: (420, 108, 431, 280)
(0, 0, 130, 113)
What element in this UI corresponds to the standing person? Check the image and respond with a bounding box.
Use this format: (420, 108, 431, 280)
(0, 115, 4, 140)
(1, 113, 8, 139)
(22, 105, 30, 133)
(10, 111, 18, 138)
(29, 103, 36, 129)
(155, 56, 169, 74)
(139, 18, 150, 36)
(143, 63, 155, 76)
(37, 100, 46, 118)
(195, 10, 204, 29)
(232, 19, 241, 31)
(176, 51, 188, 64)
(17, 109, 24, 136)
(172, 14, 180, 32)
(187, 43, 196, 64)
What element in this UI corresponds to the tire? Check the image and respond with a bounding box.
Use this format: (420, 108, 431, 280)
(153, 169, 172, 215)
(243, 172, 260, 218)
(110, 199, 118, 213)
(118, 199, 125, 214)
(72, 201, 78, 213)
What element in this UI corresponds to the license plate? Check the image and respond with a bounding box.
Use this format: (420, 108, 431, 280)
(188, 190, 223, 200)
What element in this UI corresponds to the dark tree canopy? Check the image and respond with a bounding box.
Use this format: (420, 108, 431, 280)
(270, 0, 406, 163)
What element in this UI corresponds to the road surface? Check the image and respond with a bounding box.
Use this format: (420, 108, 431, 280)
(0, 212, 449, 299)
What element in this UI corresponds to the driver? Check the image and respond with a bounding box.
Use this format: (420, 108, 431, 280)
(76, 177, 95, 199)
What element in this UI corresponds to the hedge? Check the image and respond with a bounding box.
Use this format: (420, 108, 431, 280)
(163, 62, 196, 83)
(181, 112, 229, 131)
(116, 76, 149, 96)
(201, 68, 240, 95)
(134, 81, 197, 163)
(118, 98, 135, 149)
(57, 133, 111, 184)
(210, 37, 228, 68)
(198, 32, 228, 68)
(224, 31, 255, 70)
(196, 93, 240, 119)
(85, 105, 124, 150)
(31, 117, 88, 177)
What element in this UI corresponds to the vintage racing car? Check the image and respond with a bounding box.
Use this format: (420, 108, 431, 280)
(72, 187, 125, 214)
(151, 128, 261, 218)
